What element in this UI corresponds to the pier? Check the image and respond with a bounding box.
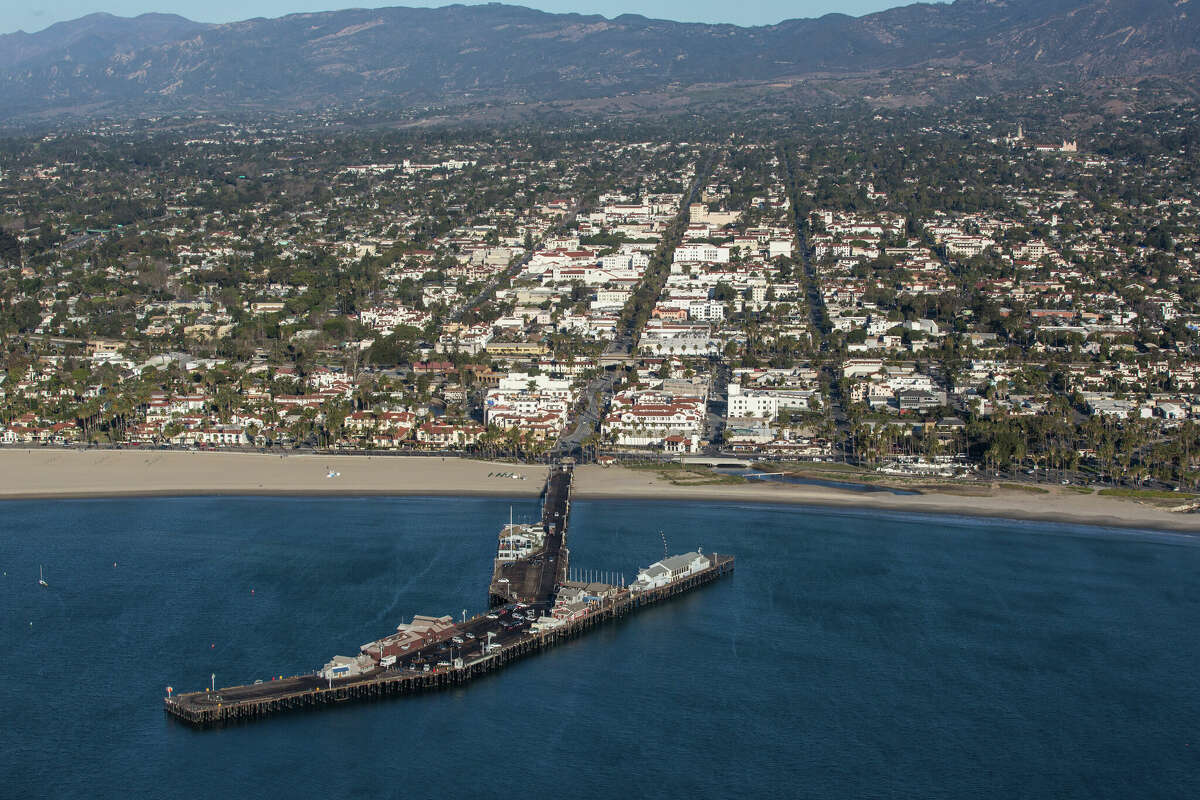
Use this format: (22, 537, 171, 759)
(164, 464, 734, 727)
(488, 461, 572, 607)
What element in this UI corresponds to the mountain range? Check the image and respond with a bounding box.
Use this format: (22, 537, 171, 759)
(0, 0, 1197, 122)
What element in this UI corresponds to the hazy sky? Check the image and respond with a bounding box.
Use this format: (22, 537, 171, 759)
(3, 0, 917, 35)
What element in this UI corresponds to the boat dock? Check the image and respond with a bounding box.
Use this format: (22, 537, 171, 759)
(163, 463, 734, 727)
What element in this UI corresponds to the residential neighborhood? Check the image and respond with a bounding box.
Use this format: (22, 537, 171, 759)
(3, 94, 1200, 489)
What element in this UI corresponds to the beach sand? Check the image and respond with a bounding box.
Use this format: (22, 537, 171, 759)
(0, 448, 1195, 532)
(0, 449, 545, 499)
(572, 464, 1200, 532)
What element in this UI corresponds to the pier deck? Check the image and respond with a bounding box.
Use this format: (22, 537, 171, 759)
(165, 554, 733, 726)
(164, 462, 735, 728)
(488, 463, 572, 607)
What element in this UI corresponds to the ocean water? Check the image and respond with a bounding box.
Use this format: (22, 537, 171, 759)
(2, 496, 1199, 799)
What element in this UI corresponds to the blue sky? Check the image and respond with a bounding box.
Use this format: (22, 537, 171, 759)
(3, 0, 917, 35)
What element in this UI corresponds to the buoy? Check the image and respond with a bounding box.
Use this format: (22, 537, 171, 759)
(251, 589, 255, 594)
(211, 643, 215, 648)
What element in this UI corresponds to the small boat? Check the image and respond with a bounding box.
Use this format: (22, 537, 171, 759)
(38, 565, 48, 587)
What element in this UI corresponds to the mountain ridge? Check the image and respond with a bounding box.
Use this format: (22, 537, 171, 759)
(0, 0, 1196, 122)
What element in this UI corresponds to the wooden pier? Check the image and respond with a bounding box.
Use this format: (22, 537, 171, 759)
(164, 554, 734, 727)
(164, 463, 734, 728)
(488, 462, 572, 607)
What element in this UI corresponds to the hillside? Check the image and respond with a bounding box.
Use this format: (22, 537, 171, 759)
(0, 0, 1197, 120)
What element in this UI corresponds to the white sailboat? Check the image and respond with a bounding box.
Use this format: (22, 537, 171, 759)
(38, 565, 48, 587)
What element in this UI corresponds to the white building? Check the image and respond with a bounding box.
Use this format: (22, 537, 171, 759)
(767, 239, 794, 259)
(320, 653, 375, 680)
(673, 244, 731, 264)
(727, 383, 819, 420)
(498, 523, 546, 562)
(688, 301, 727, 322)
(630, 551, 711, 592)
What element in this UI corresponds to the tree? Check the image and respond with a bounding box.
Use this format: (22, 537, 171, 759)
(0, 229, 20, 266)
(9, 299, 41, 333)
(713, 282, 737, 303)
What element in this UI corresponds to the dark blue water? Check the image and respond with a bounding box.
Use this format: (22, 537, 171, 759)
(3, 497, 1200, 798)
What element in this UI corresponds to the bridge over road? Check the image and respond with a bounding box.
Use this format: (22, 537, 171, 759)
(675, 456, 755, 469)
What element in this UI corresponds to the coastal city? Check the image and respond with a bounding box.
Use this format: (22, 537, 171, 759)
(6, 0, 1200, 797)
(2, 91, 1200, 500)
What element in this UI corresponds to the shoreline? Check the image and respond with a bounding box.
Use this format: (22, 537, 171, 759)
(570, 465, 1200, 533)
(0, 449, 1195, 533)
(572, 487, 1200, 534)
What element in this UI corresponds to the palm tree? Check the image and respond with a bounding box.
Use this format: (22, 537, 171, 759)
(503, 426, 522, 457)
(581, 431, 602, 463)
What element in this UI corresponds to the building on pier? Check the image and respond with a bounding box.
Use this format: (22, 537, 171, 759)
(360, 614, 458, 663)
(631, 551, 711, 592)
(558, 581, 620, 604)
(498, 523, 545, 562)
(320, 654, 374, 680)
(164, 553, 736, 728)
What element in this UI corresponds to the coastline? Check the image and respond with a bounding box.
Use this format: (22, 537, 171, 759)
(0, 449, 1196, 533)
(0, 449, 545, 501)
(572, 465, 1200, 533)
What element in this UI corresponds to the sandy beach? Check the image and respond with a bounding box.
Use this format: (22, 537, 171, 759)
(0, 449, 545, 499)
(572, 465, 1200, 533)
(0, 448, 1196, 532)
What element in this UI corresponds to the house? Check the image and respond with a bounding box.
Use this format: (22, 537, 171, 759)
(663, 434, 700, 454)
(416, 421, 485, 448)
(193, 426, 247, 446)
(1157, 402, 1186, 420)
(87, 339, 123, 358)
(897, 390, 943, 411)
